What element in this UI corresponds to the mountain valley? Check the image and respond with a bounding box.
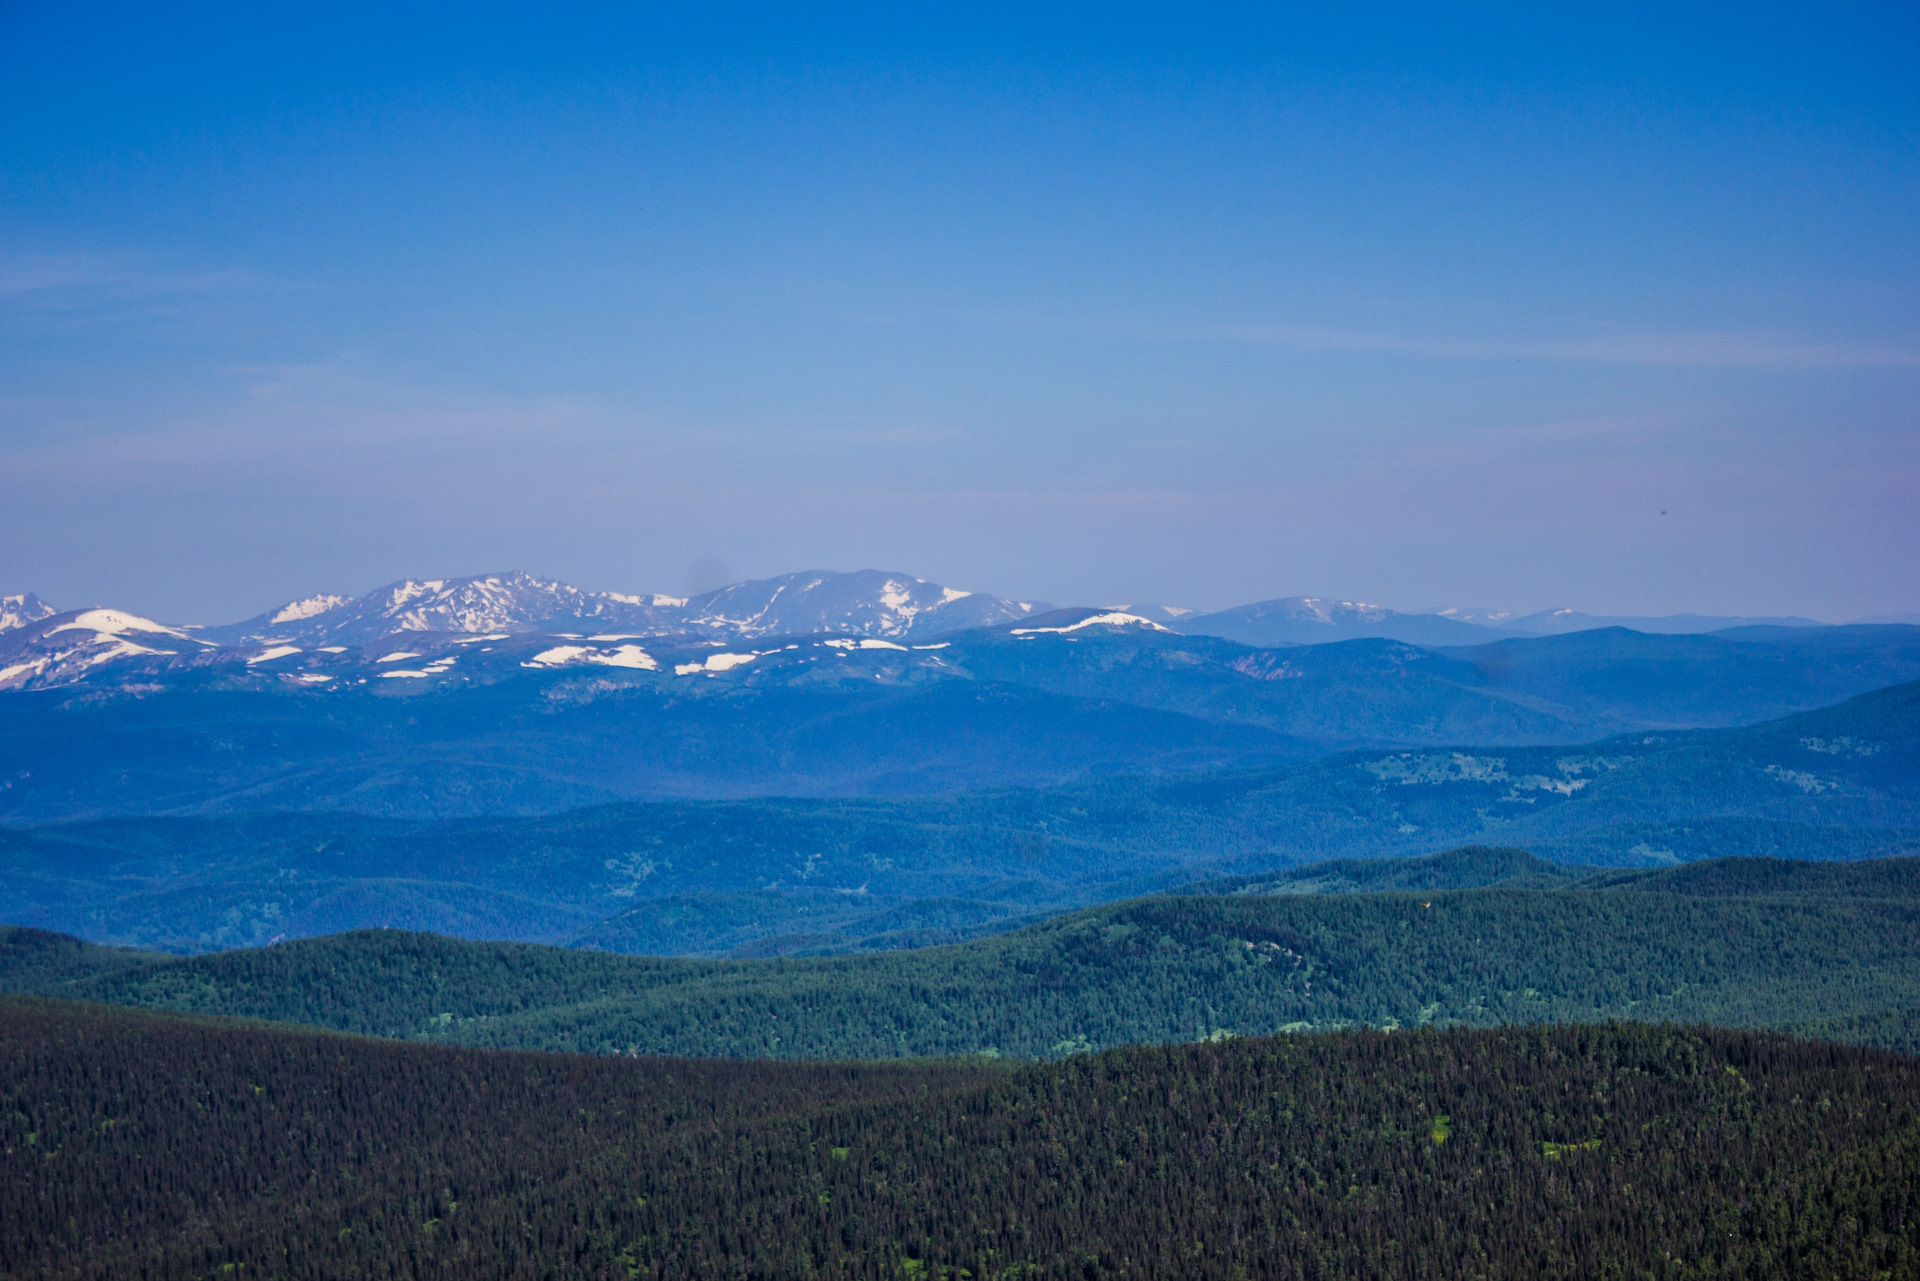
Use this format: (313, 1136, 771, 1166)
(1, 679, 1914, 955)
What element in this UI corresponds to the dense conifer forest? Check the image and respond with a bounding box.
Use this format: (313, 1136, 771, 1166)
(7, 856, 1920, 1059)
(4, 997, 1917, 1279)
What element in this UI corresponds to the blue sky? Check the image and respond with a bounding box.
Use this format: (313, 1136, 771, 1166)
(2, 3, 1915, 622)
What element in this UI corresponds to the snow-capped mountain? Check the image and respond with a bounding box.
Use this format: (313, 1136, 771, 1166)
(1431, 606, 1520, 628)
(680, 570, 1048, 639)
(200, 572, 681, 646)
(201, 569, 1047, 648)
(2, 568, 1857, 695)
(1103, 603, 1195, 625)
(0, 569, 1050, 690)
(0, 608, 219, 690)
(0, 593, 58, 633)
(1173, 597, 1499, 647)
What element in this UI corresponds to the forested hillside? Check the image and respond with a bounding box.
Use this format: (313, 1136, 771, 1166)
(1182, 844, 1589, 894)
(4, 999, 1916, 1279)
(5, 680, 1916, 955)
(10, 856, 1919, 1060)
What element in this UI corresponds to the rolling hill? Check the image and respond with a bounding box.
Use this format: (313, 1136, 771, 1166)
(3, 681, 1915, 954)
(9, 854, 1919, 1060)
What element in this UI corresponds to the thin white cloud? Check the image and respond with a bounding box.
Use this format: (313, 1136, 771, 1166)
(0, 257, 121, 295)
(0, 253, 291, 301)
(930, 304, 1920, 371)
(0, 356, 970, 499)
(1214, 322, 1920, 369)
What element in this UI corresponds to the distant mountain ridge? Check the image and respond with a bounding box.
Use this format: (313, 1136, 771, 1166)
(2, 602, 1918, 817)
(1173, 597, 1498, 646)
(198, 572, 655, 646)
(0, 569, 1053, 691)
(1498, 607, 1830, 635)
(3, 569, 1876, 678)
(673, 569, 1047, 639)
(202, 568, 1050, 648)
(1169, 596, 1835, 647)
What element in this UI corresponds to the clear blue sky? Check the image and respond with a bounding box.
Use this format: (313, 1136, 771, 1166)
(3, 3, 1915, 622)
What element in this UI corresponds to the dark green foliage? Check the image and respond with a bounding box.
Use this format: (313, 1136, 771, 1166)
(15, 857, 1920, 1061)
(1182, 844, 1588, 894)
(1589, 855, 1920, 898)
(572, 892, 1045, 957)
(22, 927, 687, 1039)
(4, 998, 1918, 1278)
(0, 927, 164, 994)
(1790, 1006, 1920, 1057)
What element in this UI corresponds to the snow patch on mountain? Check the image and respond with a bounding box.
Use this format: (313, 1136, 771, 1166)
(681, 570, 1047, 640)
(525, 646, 592, 667)
(271, 595, 351, 625)
(246, 645, 303, 665)
(48, 609, 200, 642)
(1435, 606, 1516, 626)
(1108, 603, 1194, 623)
(521, 643, 660, 671)
(591, 645, 658, 669)
(1012, 612, 1172, 636)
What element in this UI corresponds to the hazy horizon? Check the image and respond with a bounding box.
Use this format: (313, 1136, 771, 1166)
(4, 562, 1897, 632)
(4, 6, 1915, 622)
